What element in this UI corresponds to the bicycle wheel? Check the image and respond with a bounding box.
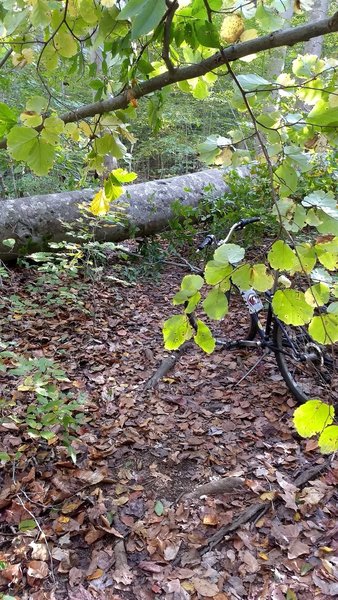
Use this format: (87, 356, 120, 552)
(273, 320, 338, 404)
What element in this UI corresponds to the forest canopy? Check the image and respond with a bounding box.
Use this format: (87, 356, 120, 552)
(0, 0, 337, 187)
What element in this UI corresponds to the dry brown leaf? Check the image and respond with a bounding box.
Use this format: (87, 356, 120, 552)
(288, 539, 310, 559)
(164, 542, 181, 561)
(0, 563, 22, 583)
(30, 541, 49, 561)
(27, 560, 49, 580)
(192, 578, 220, 597)
(242, 550, 259, 573)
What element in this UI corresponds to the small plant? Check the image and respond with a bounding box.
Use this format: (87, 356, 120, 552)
(0, 353, 86, 462)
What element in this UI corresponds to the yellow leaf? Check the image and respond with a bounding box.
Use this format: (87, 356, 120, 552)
(220, 14, 244, 43)
(260, 491, 277, 501)
(87, 568, 104, 580)
(214, 147, 232, 166)
(202, 513, 218, 526)
(59, 516, 70, 523)
(89, 189, 110, 216)
(240, 29, 258, 42)
(259, 552, 269, 560)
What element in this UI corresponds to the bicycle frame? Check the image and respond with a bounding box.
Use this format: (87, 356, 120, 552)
(193, 217, 322, 363)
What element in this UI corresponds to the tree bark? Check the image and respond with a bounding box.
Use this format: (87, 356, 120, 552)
(304, 0, 329, 57)
(0, 168, 235, 261)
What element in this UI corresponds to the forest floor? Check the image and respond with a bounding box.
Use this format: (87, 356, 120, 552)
(0, 248, 337, 600)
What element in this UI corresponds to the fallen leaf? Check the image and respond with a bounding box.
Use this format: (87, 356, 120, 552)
(288, 539, 310, 559)
(192, 578, 219, 597)
(30, 541, 49, 561)
(27, 560, 49, 580)
(164, 542, 181, 561)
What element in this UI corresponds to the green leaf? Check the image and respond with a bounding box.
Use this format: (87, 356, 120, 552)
(315, 239, 338, 270)
(328, 302, 338, 314)
(308, 313, 338, 344)
(0, 102, 17, 137)
(275, 162, 298, 197)
(154, 500, 164, 516)
(184, 291, 201, 314)
(163, 314, 193, 350)
(311, 267, 333, 285)
(194, 319, 215, 354)
(307, 100, 338, 127)
(318, 425, 338, 454)
(284, 146, 311, 173)
(2, 238, 15, 249)
(31, 0, 51, 28)
(117, 0, 148, 19)
(40, 430, 56, 440)
(232, 263, 273, 292)
(272, 290, 314, 325)
(197, 135, 220, 164)
(292, 54, 325, 79)
(293, 400, 334, 438)
(0, 452, 10, 462)
(94, 134, 115, 156)
(255, 4, 284, 32)
(202, 287, 228, 320)
(110, 168, 137, 184)
(214, 243, 245, 265)
(7, 126, 38, 161)
(268, 241, 298, 272)
(43, 115, 64, 135)
(20, 112, 43, 128)
(194, 20, 219, 48)
(236, 73, 271, 92)
(54, 25, 78, 58)
(26, 138, 55, 176)
(204, 261, 232, 286)
(192, 78, 209, 100)
(291, 244, 317, 274)
(26, 95, 48, 113)
(19, 519, 37, 531)
(79, 0, 99, 25)
(304, 283, 330, 308)
(121, 0, 167, 39)
(302, 191, 338, 220)
(181, 274, 204, 295)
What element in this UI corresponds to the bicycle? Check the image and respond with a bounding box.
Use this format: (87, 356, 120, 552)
(178, 217, 337, 405)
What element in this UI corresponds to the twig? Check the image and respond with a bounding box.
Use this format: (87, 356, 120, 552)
(16, 493, 56, 585)
(143, 341, 191, 390)
(0, 48, 13, 69)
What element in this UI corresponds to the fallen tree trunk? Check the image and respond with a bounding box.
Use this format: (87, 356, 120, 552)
(0, 169, 235, 261)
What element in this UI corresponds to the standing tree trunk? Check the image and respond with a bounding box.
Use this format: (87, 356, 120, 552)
(304, 0, 329, 57)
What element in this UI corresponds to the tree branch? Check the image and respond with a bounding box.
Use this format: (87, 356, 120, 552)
(0, 11, 337, 149)
(162, 0, 179, 73)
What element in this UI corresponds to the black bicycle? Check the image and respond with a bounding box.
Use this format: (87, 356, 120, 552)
(185, 217, 337, 405)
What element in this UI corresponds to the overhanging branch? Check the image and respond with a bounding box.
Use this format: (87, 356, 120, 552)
(0, 11, 337, 149)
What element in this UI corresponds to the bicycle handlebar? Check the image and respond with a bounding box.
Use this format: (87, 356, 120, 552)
(196, 234, 215, 252)
(197, 216, 261, 251)
(235, 217, 261, 230)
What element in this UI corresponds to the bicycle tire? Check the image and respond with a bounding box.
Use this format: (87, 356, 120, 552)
(273, 320, 338, 404)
